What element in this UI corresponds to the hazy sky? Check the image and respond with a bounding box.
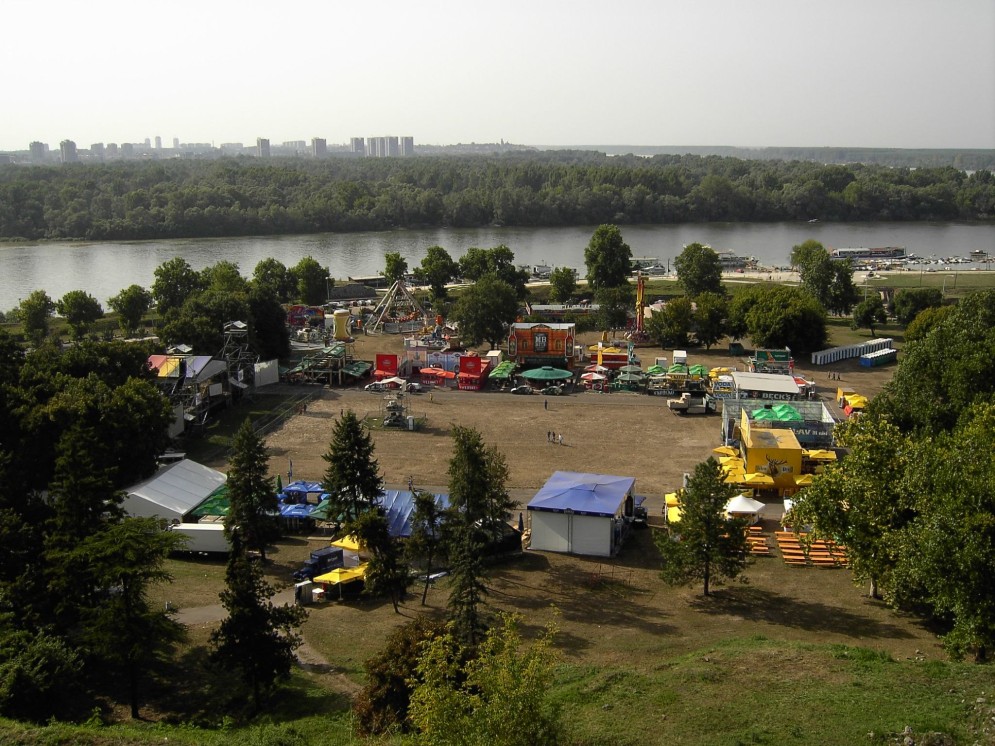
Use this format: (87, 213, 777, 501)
(4, 0, 994, 152)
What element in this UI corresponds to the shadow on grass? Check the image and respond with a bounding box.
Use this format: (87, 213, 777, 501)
(688, 585, 915, 640)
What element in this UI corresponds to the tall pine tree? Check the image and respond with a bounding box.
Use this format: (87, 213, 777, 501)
(225, 419, 280, 561)
(352, 508, 410, 613)
(445, 426, 512, 647)
(321, 410, 383, 529)
(209, 534, 307, 712)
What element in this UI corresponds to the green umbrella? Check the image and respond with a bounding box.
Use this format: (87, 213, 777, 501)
(309, 499, 333, 521)
(689, 364, 709, 376)
(276, 474, 283, 492)
(667, 364, 688, 374)
(520, 366, 573, 381)
(751, 408, 779, 420)
(646, 365, 665, 375)
(618, 372, 645, 382)
(620, 364, 643, 373)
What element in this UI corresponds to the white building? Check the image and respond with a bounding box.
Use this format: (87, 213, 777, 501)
(123, 459, 227, 524)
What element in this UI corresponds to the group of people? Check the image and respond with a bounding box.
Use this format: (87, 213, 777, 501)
(547, 431, 564, 445)
(827, 371, 843, 381)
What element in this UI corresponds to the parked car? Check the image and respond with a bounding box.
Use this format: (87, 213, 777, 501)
(510, 385, 533, 395)
(365, 382, 386, 392)
(405, 381, 423, 393)
(541, 385, 563, 396)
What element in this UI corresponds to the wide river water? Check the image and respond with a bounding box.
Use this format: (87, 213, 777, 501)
(1, 222, 993, 311)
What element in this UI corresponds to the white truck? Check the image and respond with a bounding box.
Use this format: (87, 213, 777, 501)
(168, 523, 230, 553)
(667, 392, 716, 415)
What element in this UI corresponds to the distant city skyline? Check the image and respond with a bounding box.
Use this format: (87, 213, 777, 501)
(2, 0, 993, 153)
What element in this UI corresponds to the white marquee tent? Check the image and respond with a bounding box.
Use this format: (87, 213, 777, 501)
(123, 459, 227, 523)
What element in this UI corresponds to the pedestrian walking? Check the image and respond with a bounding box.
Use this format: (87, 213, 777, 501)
(547, 431, 551, 442)
(551, 431, 556, 444)
(544, 399, 548, 411)
(558, 433, 564, 446)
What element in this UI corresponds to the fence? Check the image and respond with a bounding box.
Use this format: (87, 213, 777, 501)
(810, 338, 893, 366)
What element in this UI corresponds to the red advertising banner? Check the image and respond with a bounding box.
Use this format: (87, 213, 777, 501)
(375, 354, 398, 375)
(460, 356, 482, 375)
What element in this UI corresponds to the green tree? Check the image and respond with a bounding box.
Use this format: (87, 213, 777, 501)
(444, 426, 514, 646)
(108, 284, 152, 337)
(56, 290, 104, 341)
(384, 252, 409, 285)
(199, 260, 247, 294)
(584, 224, 632, 290)
(291, 255, 329, 305)
(872, 290, 995, 434)
(892, 287, 943, 325)
(17, 290, 55, 344)
(693, 292, 729, 349)
(547, 266, 576, 303)
(415, 245, 459, 303)
(247, 286, 291, 360)
(352, 508, 410, 613)
(353, 617, 447, 737)
(78, 518, 186, 718)
(790, 239, 829, 270)
(225, 419, 281, 562)
(449, 273, 519, 349)
(852, 296, 888, 336)
(407, 490, 446, 606)
(727, 284, 828, 353)
(0, 629, 82, 722)
(321, 410, 383, 528)
(674, 242, 723, 297)
(252, 258, 296, 302)
(895, 403, 995, 660)
(594, 285, 635, 329)
(655, 458, 748, 596)
(904, 304, 953, 343)
(151, 257, 203, 316)
(408, 614, 562, 746)
(789, 416, 911, 599)
(458, 245, 529, 299)
(645, 297, 694, 348)
(825, 260, 861, 316)
(209, 537, 307, 712)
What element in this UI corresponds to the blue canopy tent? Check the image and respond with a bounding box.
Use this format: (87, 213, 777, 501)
(377, 490, 450, 538)
(527, 471, 637, 556)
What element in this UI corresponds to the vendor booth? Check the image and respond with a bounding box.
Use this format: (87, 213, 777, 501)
(527, 471, 637, 557)
(731, 371, 803, 401)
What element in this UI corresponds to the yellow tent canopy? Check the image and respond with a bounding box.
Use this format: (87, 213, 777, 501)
(667, 506, 682, 523)
(665, 492, 681, 507)
(712, 445, 739, 457)
(806, 449, 837, 461)
(331, 535, 362, 552)
(313, 564, 367, 586)
(742, 473, 776, 486)
(793, 473, 815, 486)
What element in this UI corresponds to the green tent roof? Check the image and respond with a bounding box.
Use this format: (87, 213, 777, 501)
(520, 366, 573, 381)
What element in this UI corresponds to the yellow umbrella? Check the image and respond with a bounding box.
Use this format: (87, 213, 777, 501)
(667, 505, 682, 523)
(665, 492, 681, 507)
(742, 473, 775, 486)
(313, 564, 367, 585)
(331, 535, 362, 552)
(719, 455, 744, 465)
(806, 449, 837, 461)
(724, 473, 746, 484)
(793, 473, 815, 486)
(712, 445, 739, 457)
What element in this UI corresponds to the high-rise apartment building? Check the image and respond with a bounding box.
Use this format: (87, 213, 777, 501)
(256, 138, 270, 158)
(350, 137, 365, 155)
(173, 137, 180, 150)
(90, 143, 105, 161)
(361, 135, 412, 157)
(106, 143, 119, 157)
(59, 140, 79, 163)
(312, 138, 327, 158)
(29, 141, 47, 163)
(401, 136, 414, 156)
(121, 143, 134, 158)
(155, 136, 162, 150)
(386, 136, 400, 157)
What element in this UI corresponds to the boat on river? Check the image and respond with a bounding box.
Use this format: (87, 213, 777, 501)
(830, 246, 907, 260)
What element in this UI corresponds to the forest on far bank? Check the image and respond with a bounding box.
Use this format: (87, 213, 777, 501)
(0, 150, 993, 242)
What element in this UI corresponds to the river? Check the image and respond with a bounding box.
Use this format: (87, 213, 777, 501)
(1, 222, 993, 312)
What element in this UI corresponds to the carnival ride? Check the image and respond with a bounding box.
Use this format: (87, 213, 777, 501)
(366, 280, 432, 334)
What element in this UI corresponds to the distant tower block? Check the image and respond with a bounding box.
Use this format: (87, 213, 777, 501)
(333, 309, 352, 341)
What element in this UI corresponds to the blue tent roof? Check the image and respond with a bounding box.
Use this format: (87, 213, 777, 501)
(283, 481, 325, 495)
(378, 490, 450, 538)
(527, 471, 636, 517)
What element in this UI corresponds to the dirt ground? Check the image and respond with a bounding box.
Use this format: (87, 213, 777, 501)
(183, 338, 942, 707)
(258, 331, 896, 519)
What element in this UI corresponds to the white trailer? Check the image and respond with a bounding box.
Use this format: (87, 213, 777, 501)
(168, 523, 230, 553)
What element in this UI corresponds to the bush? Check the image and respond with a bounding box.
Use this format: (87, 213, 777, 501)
(353, 617, 447, 736)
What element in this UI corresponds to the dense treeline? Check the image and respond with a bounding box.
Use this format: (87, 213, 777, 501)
(0, 152, 992, 241)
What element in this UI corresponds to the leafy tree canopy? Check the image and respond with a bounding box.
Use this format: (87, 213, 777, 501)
(891, 287, 943, 325)
(251, 258, 296, 303)
(383, 252, 409, 285)
(727, 284, 828, 353)
(547, 266, 576, 303)
(584, 225, 632, 290)
(458, 245, 529, 299)
(291, 255, 329, 306)
(56, 290, 104, 341)
(151, 257, 203, 317)
(674, 242, 723, 297)
(17, 290, 55, 344)
(852, 296, 888, 336)
(108, 285, 152, 336)
(415, 246, 459, 302)
(645, 297, 694, 349)
(450, 273, 519, 349)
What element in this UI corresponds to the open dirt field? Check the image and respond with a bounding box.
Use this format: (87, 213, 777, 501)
(256, 332, 896, 519)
